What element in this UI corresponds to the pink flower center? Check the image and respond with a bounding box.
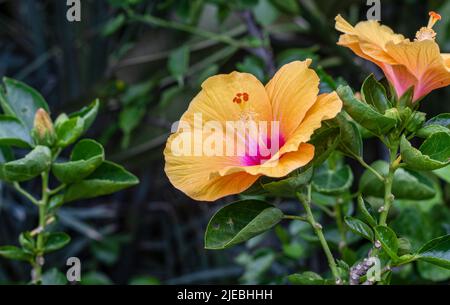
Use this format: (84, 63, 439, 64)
(241, 133, 285, 166)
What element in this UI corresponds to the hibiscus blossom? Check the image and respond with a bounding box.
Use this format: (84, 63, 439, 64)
(164, 60, 342, 201)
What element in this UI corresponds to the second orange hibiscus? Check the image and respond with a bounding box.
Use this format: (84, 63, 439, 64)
(336, 12, 450, 102)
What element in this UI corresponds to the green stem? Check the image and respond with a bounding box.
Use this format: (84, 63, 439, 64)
(49, 184, 66, 195)
(13, 182, 40, 205)
(283, 214, 308, 222)
(296, 188, 341, 283)
(32, 171, 50, 284)
(379, 147, 399, 226)
(355, 156, 384, 182)
(334, 199, 347, 250)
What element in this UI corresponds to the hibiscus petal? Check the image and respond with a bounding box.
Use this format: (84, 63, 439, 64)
(335, 15, 404, 65)
(218, 143, 315, 178)
(386, 40, 450, 100)
(443, 54, 450, 70)
(265, 60, 319, 139)
(164, 130, 258, 201)
(179, 72, 272, 127)
(279, 92, 343, 155)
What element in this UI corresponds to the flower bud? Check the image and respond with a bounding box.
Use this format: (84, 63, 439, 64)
(405, 111, 426, 133)
(384, 108, 401, 124)
(398, 107, 413, 123)
(32, 108, 56, 146)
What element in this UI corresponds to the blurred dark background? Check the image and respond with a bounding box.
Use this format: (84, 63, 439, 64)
(0, 0, 449, 284)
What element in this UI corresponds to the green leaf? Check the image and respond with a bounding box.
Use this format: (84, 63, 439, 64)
(0, 146, 13, 163)
(282, 242, 305, 260)
(0, 145, 51, 182)
(417, 235, 450, 269)
(0, 245, 32, 261)
(42, 268, 68, 285)
(81, 271, 113, 285)
(129, 276, 160, 285)
(357, 195, 377, 227)
(337, 114, 362, 157)
(434, 165, 450, 183)
(102, 14, 126, 36)
(359, 160, 436, 200)
(19, 232, 36, 254)
(417, 125, 450, 138)
(168, 45, 190, 86)
(309, 126, 340, 166)
(52, 139, 105, 184)
(253, 0, 279, 26)
(397, 86, 414, 108)
(262, 167, 313, 197)
(336, 86, 396, 136)
(288, 272, 330, 285)
(417, 261, 450, 281)
(63, 161, 139, 202)
(48, 194, 65, 211)
(420, 132, 450, 163)
(55, 116, 84, 148)
(400, 133, 450, 170)
(374, 226, 399, 260)
(0, 115, 33, 148)
(424, 113, 450, 128)
(344, 216, 374, 241)
(119, 105, 146, 148)
(312, 165, 353, 195)
(204, 200, 283, 250)
(0, 77, 49, 131)
(44, 232, 71, 253)
(269, 0, 300, 14)
(68, 99, 100, 132)
(361, 74, 391, 113)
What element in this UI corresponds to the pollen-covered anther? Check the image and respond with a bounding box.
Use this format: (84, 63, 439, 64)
(415, 12, 441, 42)
(415, 27, 437, 41)
(232, 92, 249, 104)
(428, 11, 441, 28)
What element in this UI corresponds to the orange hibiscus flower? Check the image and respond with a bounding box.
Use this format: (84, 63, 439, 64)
(164, 60, 343, 201)
(335, 12, 450, 102)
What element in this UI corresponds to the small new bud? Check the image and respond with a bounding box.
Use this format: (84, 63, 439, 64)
(399, 107, 413, 123)
(384, 108, 401, 124)
(406, 111, 426, 133)
(32, 108, 56, 146)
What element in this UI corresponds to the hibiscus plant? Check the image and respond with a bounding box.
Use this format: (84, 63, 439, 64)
(0, 78, 139, 284)
(164, 12, 450, 285)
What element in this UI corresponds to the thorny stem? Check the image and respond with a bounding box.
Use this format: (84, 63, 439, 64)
(296, 187, 341, 283)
